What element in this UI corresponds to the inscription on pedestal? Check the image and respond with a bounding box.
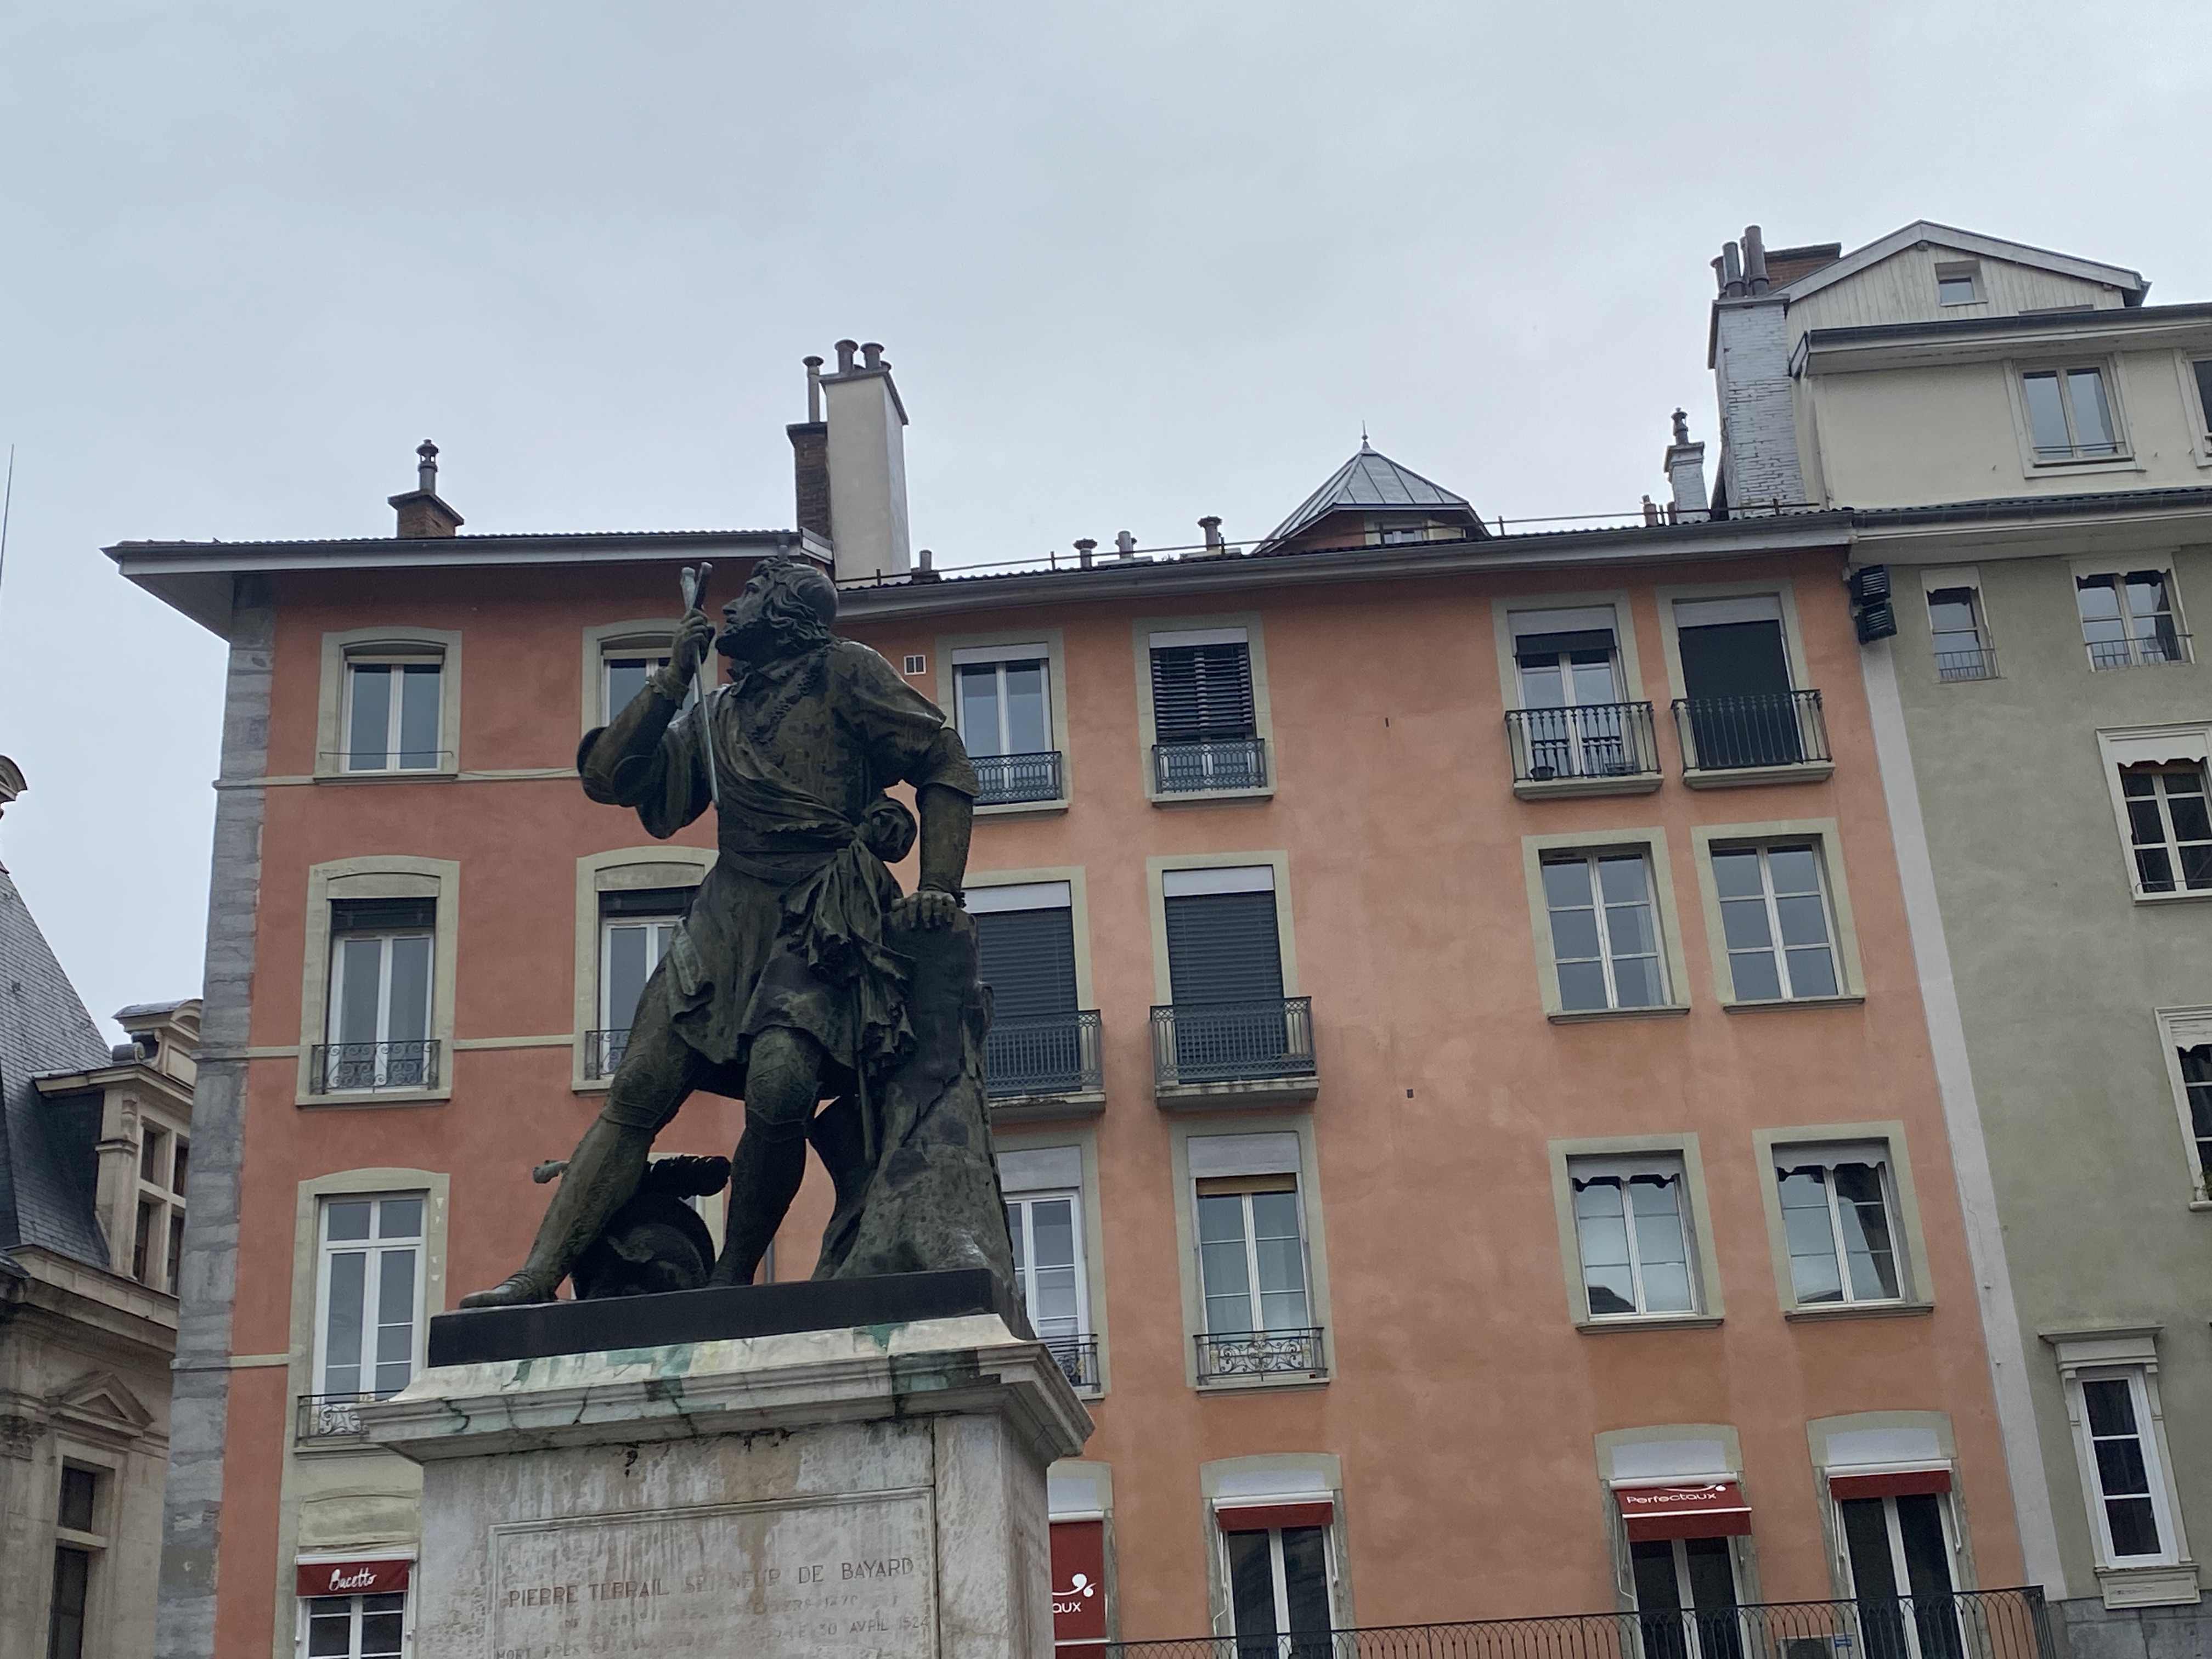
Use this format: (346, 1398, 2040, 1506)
(489, 1489, 936, 1658)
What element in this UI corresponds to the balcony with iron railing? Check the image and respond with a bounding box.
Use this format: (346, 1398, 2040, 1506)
(1152, 997, 1317, 1105)
(2085, 629, 2191, 671)
(1104, 1585, 2055, 1659)
(973, 749, 1066, 807)
(584, 1028, 630, 1080)
(1934, 644, 1999, 682)
(1505, 703, 1661, 798)
(1154, 736, 1269, 797)
(308, 1040, 441, 1094)
(1671, 690, 1832, 787)
(1194, 1327, 1327, 1385)
(295, 1391, 394, 1444)
(985, 1010, 1104, 1121)
(1045, 1334, 1101, 1392)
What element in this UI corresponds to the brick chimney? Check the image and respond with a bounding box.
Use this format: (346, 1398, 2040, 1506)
(1708, 225, 1805, 514)
(1664, 408, 1709, 522)
(817, 340, 911, 583)
(787, 356, 831, 545)
(388, 440, 464, 538)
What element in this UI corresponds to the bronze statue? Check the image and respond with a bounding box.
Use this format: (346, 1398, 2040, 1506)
(461, 556, 999, 1309)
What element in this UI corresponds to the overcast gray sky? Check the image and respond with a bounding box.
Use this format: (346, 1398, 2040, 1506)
(2, 1, 2207, 1032)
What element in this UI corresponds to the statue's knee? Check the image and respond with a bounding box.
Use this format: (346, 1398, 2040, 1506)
(742, 1029, 823, 1139)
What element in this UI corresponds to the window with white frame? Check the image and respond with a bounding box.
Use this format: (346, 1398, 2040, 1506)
(1711, 843, 1839, 1001)
(2179, 1043, 2212, 1194)
(2075, 1369, 2175, 1564)
(2077, 569, 2186, 669)
(2190, 359, 2212, 441)
(1934, 261, 1980, 306)
(951, 644, 1061, 806)
(1149, 627, 1263, 793)
(1569, 1155, 1696, 1318)
(1006, 1187, 1091, 1381)
(1542, 850, 1667, 1012)
(314, 1194, 425, 1404)
(600, 638, 695, 724)
(324, 899, 435, 1091)
(1509, 606, 1644, 783)
(1775, 1143, 1904, 1306)
(2119, 764, 2211, 894)
(1224, 1522, 1334, 1649)
(2023, 366, 2120, 461)
(342, 655, 443, 772)
(593, 886, 691, 1077)
(302, 1593, 407, 1659)
(1925, 583, 1994, 681)
(1198, 1176, 1311, 1337)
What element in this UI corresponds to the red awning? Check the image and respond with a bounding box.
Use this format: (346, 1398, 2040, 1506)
(1616, 1482, 1752, 1542)
(296, 1558, 413, 1598)
(1830, 1469, 1953, 1500)
(1217, 1500, 1335, 1533)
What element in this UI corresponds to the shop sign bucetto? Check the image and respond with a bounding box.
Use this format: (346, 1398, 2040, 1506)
(1615, 1481, 1752, 1542)
(295, 1558, 413, 1598)
(1050, 1519, 1107, 1655)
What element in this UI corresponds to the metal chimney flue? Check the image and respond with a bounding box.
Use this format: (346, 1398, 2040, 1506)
(834, 339, 859, 373)
(1722, 242, 1746, 298)
(804, 356, 824, 422)
(1743, 225, 1770, 295)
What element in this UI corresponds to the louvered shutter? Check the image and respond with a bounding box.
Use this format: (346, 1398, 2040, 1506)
(1151, 644, 1256, 740)
(975, 907, 1078, 1018)
(1165, 892, 1283, 1005)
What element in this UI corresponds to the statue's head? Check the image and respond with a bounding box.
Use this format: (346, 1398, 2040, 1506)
(719, 555, 837, 667)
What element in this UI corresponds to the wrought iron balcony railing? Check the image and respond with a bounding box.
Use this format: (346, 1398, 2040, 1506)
(1934, 645, 1998, 682)
(2086, 630, 2191, 670)
(1505, 702, 1660, 785)
(973, 749, 1065, 805)
(1103, 1585, 2056, 1659)
(1155, 736, 1268, 794)
(1672, 690, 1830, 774)
(295, 1391, 396, 1442)
(309, 1040, 440, 1093)
(584, 1028, 630, 1080)
(985, 1009, 1103, 1100)
(1045, 1334, 1101, 1391)
(1195, 1327, 1327, 1383)
(1152, 998, 1316, 1088)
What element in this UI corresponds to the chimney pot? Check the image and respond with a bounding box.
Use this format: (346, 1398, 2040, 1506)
(1722, 242, 1746, 298)
(1075, 538, 1097, 569)
(1115, 530, 1137, 558)
(860, 342, 884, 370)
(391, 438, 462, 537)
(804, 356, 825, 422)
(1742, 224, 1770, 295)
(1198, 515, 1225, 551)
(416, 438, 439, 493)
(834, 339, 859, 373)
(1672, 408, 1690, 446)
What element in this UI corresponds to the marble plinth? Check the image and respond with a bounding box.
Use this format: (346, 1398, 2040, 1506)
(359, 1313, 1091, 1659)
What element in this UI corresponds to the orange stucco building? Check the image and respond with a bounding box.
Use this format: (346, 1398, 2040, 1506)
(121, 376, 2038, 1658)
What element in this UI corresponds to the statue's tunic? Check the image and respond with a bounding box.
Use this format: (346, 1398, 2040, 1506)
(578, 640, 978, 1091)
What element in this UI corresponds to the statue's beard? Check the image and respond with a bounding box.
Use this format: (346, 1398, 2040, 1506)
(716, 617, 786, 668)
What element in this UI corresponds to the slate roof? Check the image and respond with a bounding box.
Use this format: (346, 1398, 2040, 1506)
(0, 861, 116, 1269)
(1260, 442, 1481, 548)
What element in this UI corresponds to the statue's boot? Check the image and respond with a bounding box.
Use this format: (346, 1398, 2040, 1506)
(706, 1131, 808, 1287)
(458, 1119, 653, 1307)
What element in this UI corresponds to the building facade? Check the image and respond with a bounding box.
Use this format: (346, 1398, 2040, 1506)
(1703, 221, 2212, 1654)
(0, 760, 198, 1659)
(124, 358, 2049, 1656)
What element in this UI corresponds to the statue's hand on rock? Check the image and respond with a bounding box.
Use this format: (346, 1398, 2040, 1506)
(891, 887, 961, 930)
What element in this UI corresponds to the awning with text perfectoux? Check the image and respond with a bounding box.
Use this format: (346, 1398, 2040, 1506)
(1616, 1482, 1752, 1542)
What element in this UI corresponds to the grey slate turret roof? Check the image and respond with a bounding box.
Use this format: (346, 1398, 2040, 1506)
(1259, 442, 1484, 549)
(0, 861, 116, 1269)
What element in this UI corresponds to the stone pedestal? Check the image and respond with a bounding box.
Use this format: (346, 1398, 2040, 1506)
(360, 1310, 1090, 1659)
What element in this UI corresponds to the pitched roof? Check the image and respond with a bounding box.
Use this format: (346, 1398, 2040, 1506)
(0, 861, 116, 1268)
(1776, 220, 2148, 306)
(1261, 442, 1479, 548)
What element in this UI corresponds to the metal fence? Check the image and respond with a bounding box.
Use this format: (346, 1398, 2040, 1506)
(1152, 998, 1316, 1088)
(584, 1028, 629, 1079)
(974, 749, 1065, 805)
(1104, 1587, 2055, 1659)
(2086, 630, 2190, 670)
(1672, 690, 1829, 774)
(1155, 737, 1269, 794)
(308, 1040, 440, 1094)
(1933, 646, 1998, 682)
(1046, 1335, 1101, 1391)
(295, 1392, 387, 1442)
(985, 1009, 1103, 1099)
(1194, 1327, 1327, 1383)
(1505, 702, 1660, 785)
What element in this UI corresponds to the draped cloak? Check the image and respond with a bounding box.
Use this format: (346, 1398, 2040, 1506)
(577, 639, 979, 1092)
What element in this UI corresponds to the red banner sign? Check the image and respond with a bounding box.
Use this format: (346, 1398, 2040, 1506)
(1616, 1481, 1752, 1542)
(295, 1558, 413, 1598)
(1051, 1519, 1107, 1654)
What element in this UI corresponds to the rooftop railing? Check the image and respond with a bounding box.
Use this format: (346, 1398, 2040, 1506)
(1505, 702, 1660, 785)
(984, 1010, 1103, 1101)
(1152, 998, 1315, 1088)
(1672, 690, 1830, 775)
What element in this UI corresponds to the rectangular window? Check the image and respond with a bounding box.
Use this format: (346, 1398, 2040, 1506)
(1510, 606, 1650, 782)
(1672, 595, 1812, 771)
(1632, 1537, 1741, 1659)
(1711, 843, 1838, 1001)
(59, 1464, 98, 1532)
(1775, 1144, 1903, 1305)
(1197, 1175, 1310, 1336)
(972, 884, 1091, 1098)
(1161, 867, 1307, 1087)
(47, 1547, 89, 1659)
(594, 887, 691, 1075)
(2079, 571, 2186, 669)
(2180, 1044, 2212, 1190)
(1150, 630, 1263, 792)
(600, 641, 697, 724)
(2078, 1371, 2170, 1562)
(1925, 585, 1994, 681)
(343, 658, 443, 771)
(1935, 261, 1980, 306)
(303, 1593, 408, 1659)
(1006, 1189, 1089, 1344)
(1542, 851, 1667, 1011)
(2120, 765, 2212, 894)
(2193, 359, 2212, 439)
(140, 1127, 167, 1184)
(315, 1194, 425, 1403)
(1570, 1156, 1696, 1317)
(1226, 1525, 1333, 1649)
(132, 1200, 159, 1283)
(1838, 1491, 1957, 1656)
(2023, 367, 2120, 460)
(326, 899, 435, 1090)
(954, 648, 1059, 804)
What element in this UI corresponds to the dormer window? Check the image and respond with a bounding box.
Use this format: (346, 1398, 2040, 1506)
(1935, 261, 1981, 306)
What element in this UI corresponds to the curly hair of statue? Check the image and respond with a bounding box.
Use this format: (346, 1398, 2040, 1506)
(727, 555, 838, 653)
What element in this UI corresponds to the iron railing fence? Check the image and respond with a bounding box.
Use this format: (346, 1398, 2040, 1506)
(295, 1392, 397, 1442)
(1672, 690, 1830, 774)
(973, 749, 1066, 805)
(1104, 1587, 2055, 1659)
(1194, 1327, 1327, 1383)
(1045, 1334, 1101, 1391)
(1155, 737, 1269, 794)
(1933, 646, 1998, 682)
(1505, 702, 1660, 785)
(2086, 630, 2191, 670)
(309, 1040, 440, 1094)
(1152, 998, 1316, 1088)
(584, 1028, 630, 1079)
(985, 1009, 1103, 1099)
